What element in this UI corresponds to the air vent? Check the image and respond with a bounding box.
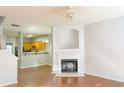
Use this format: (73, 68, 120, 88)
(11, 24, 20, 27)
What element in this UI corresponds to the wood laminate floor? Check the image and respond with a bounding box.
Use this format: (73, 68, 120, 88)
(6, 65, 124, 87)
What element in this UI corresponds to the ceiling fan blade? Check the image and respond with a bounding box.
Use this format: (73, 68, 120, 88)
(45, 7, 67, 14)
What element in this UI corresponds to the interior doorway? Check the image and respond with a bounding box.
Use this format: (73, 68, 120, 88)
(6, 43, 13, 53)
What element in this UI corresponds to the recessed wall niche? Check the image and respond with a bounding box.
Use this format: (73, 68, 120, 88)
(56, 28, 79, 49)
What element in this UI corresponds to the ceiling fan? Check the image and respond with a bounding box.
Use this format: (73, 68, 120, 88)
(47, 6, 75, 21)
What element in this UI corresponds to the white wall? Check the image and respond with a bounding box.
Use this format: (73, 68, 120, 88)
(0, 50, 18, 86)
(0, 16, 5, 49)
(55, 28, 79, 49)
(85, 16, 124, 82)
(0, 26, 6, 49)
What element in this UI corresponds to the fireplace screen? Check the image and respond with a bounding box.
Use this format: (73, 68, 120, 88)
(61, 59, 78, 72)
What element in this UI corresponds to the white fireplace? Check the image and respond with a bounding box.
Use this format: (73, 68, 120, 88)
(52, 25, 85, 76)
(55, 49, 84, 76)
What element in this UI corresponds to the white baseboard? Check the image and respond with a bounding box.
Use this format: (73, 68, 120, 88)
(51, 71, 58, 75)
(0, 81, 17, 87)
(55, 73, 85, 77)
(20, 63, 52, 69)
(47, 64, 52, 66)
(86, 72, 124, 83)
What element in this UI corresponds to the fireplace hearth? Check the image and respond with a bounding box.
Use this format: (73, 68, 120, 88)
(61, 59, 78, 73)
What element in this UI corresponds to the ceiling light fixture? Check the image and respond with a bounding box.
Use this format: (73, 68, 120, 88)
(27, 34, 33, 37)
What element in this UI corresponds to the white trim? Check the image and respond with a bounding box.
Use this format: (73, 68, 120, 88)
(86, 72, 124, 83)
(47, 64, 52, 66)
(0, 81, 17, 87)
(51, 71, 57, 74)
(20, 63, 52, 69)
(55, 73, 85, 77)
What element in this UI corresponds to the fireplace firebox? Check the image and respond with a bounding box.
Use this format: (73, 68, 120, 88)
(61, 59, 78, 73)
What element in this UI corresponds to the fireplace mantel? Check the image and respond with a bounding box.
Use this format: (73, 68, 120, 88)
(56, 49, 82, 52)
(56, 49, 83, 56)
(55, 49, 84, 76)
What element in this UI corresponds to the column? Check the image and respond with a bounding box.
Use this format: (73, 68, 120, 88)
(0, 16, 5, 49)
(17, 32, 23, 67)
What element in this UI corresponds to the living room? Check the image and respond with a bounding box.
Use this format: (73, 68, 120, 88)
(0, 6, 124, 88)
